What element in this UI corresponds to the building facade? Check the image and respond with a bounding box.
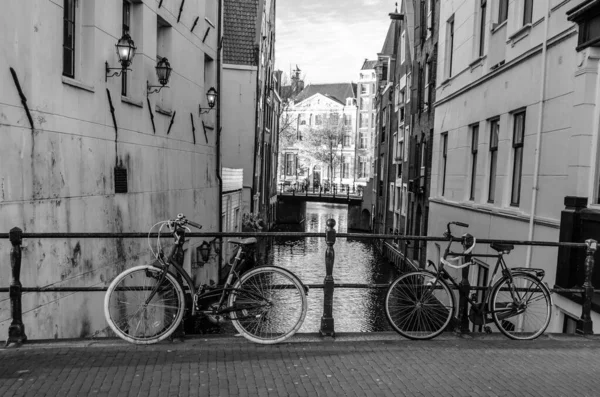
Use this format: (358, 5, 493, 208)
(356, 60, 378, 191)
(222, 0, 279, 226)
(430, 0, 600, 332)
(0, 0, 220, 339)
(278, 82, 358, 191)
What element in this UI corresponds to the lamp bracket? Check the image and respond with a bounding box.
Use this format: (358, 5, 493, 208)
(147, 80, 169, 96)
(198, 105, 215, 115)
(105, 61, 132, 82)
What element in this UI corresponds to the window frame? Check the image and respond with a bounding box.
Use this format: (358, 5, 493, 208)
(441, 132, 448, 196)
(446, 15, 455, 79)
(511, 111, 525, 206)
(479, 0, 487, 57)
(488, 118, 499, 203)
(498, 0, 508, 24)
(63, 0, 76, 78)
(470, 124, 479, 201)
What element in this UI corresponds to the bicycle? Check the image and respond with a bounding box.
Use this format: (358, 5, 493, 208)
(104, 214, 308, 345)
(385, 221, 552, 340)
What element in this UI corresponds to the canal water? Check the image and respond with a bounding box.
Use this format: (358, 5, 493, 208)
(268, 202, 400, 333)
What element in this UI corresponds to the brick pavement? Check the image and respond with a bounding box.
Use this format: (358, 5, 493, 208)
(1, 333, 599, 397)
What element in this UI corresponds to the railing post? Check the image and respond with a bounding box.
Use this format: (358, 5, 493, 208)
(320, 219, 336, 337)
(6, 227, 27, 346)
(457, 254, 471, 334)
(577, 239, 596, 335)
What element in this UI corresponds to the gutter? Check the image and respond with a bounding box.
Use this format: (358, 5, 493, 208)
(525, 0, 551, 268)
(216, 0, 223, 280)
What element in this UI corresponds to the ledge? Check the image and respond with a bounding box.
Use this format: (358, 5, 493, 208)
(508, 23, 532, 47)
(121, 95, 143, 108)
(62, 76, 94, 93)
(491, 19, 507, 34)
(155, 105, 173, 116)
(469, 55, 486, 71)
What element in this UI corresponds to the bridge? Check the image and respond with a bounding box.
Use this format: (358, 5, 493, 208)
(277, 183, 363, 205)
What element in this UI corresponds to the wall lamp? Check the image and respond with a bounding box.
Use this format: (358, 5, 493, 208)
(198, 240, 212, 262)
(105, 33, 136, 82)
(147, 57, 172, 96)
(198, 87, 218, 115)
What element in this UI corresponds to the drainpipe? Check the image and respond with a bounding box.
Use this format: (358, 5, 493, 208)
(525, 0, 551, 268)
(216, 0, 223, 281)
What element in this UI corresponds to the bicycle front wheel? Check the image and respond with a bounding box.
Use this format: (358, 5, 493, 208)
(104, 265, 186, 344)
(385, 271, 455, 340)
(490, 273, 551, 340)
(228, 266, 307, 344)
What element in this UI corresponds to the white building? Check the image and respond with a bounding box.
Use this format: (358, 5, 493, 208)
(430, 0, 600, 332)
(0, 0, 220, 339)
(279, 83, 358, 190)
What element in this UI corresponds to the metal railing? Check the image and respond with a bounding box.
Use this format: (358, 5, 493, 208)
(1, 220, 597, 344)
(278, 182, 364, 199)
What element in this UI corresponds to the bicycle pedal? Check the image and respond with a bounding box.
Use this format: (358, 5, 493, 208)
(484, 326, 492, 334)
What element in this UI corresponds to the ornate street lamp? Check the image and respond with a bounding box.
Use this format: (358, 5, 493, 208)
(147, 57, 172, 96)
(199, 87, 218, 115)
(105, 33, 137, 81)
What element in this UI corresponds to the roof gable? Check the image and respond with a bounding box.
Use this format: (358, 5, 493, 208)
(295, 93, 346, 109)
(223, 0, 259, 65)
(293, 83, 357, 105)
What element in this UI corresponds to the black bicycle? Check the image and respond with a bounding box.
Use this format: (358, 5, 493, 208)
(104, 214, 308, 345)
(385, 221, 552, 340)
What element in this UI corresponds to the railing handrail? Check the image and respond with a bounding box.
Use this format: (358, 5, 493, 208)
(0, 231, 589, 248)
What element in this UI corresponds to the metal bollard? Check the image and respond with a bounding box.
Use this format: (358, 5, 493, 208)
(577, 239, 596, 335)
(320, 219, 336, 337)
(457, 253, 471, 334)
(6, 227, 27, 346)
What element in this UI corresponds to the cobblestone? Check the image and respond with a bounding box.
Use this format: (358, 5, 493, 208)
(1, 333, 600, 396)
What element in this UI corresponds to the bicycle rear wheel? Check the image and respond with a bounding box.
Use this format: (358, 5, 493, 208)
(490, 273, 551, 340)
(385, 271, 455, 340)
(104, 265, 186, 344)
(228, 266, 307, 344)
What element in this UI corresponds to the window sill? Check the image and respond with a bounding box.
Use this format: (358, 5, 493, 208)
(62, 76, 95, 93)
(507, 23, 532, 47)
(121, 95, 143, 108)
(155, 105, 173, 116)
(491, 19, 508, 34)
(469, 55, 487, 71)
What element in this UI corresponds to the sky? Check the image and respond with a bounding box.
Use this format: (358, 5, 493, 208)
(275, 0, 394, 85)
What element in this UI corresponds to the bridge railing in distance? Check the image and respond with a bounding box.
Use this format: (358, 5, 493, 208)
(1, 221, 597, 344)
(278, 182, 363, 199)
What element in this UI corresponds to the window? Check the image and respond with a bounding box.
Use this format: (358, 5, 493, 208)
(441, 132, 448, 196)
(285, 153, 295, 176)
(299, 114, 306, 125)
(389, 183, 395, 211)
(446, 15, 455, 78)
(427, 0, 434, 37)
(400, 31, 406, 64)
(63, 0, 76, 78)
(523, 0, 533, 25)
(381, 106, 388, 143)
(360, 113, 369, 128)
(342, 156, 351, 179)
(234, 208, 240, 231)
(418, 64, 424, 111)
(359, 157, 368, 178)
(343, 134, 352, 147)
(470, 124, 479, 200)
(361, 84, 369, 95)
(498, 0, 508, 24)
(121, 1, 131, 96)
(361, 97, 371, 110)
(424, 60, 431, 107)
(359, 132, 368, 148)
(479, 0, 487, 57)
(421, 0, 427, 41)
(488, 119, 499, 203)
(511, 111, 525, 206)
(344, 114, 352, 126)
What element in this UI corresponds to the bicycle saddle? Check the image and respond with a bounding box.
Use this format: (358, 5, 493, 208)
(490, 242, 514, 253)
(229, 238, 257, 245)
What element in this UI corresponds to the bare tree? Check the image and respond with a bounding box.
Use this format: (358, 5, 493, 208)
(297, 112, 346, 185)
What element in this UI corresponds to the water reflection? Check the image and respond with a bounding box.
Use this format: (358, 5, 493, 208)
(268, 202, 399, 332)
